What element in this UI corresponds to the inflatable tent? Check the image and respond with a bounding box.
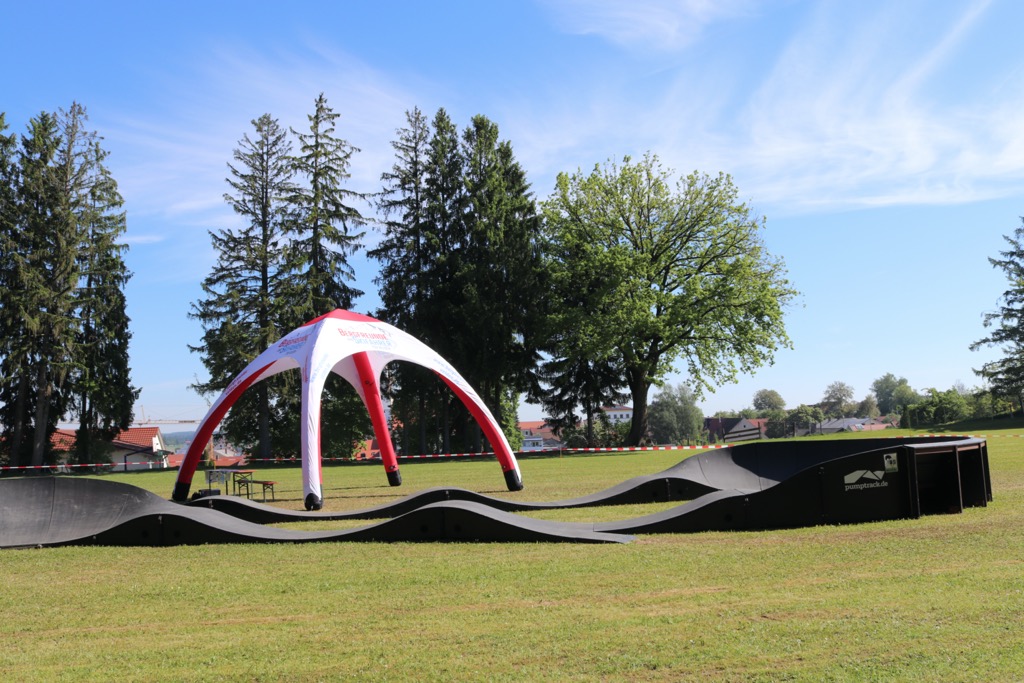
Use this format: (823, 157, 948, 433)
(172, 310, 523, 509)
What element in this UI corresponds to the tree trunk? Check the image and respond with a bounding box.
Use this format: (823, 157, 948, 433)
(8, 368, 30, 467)
(442, 395, 450, 454)
(31, 360, 51, 468)
(257, 382, 270, 461)
(418, 392, 427, 455)
(626, 369, 650, 446)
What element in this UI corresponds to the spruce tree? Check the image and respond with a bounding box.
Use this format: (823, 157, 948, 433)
(0, 112, 28, 465)
(18, 110, 72, 467)
(458, 115, 544, 441)
(288, 93, 365, 320)
(419, 109, 468, 452)
(971, 219, 1024, 411)
(286, 95, 370, 458)
(70, 138, 137, 466)
(191, 114, 296, 458)
(0, 105, 135, 467)
(369, 107, 436, 454)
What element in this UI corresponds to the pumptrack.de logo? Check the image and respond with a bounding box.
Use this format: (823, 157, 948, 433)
(843, 469, 889, 491)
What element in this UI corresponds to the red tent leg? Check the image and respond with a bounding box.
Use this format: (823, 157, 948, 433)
(353, 351, 401, 487)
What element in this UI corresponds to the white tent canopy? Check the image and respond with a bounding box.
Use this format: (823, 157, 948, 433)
(173, 310, 523, 509)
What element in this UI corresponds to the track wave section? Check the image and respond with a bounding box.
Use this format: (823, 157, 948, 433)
(189, 437, 977, 523)
(0, 477, 631, 547)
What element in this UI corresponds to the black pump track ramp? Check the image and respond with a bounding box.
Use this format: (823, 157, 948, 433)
(0, 437, 990, 547)
(187, 435, 990, 527)
(0, 477, 632, 548)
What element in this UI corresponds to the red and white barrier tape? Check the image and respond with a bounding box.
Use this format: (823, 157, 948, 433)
(0, 462, 151, 471)
(2, 433, 1007, 472)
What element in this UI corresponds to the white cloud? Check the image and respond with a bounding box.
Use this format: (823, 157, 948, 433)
(121, 233, 165, 246)
(540, 0, 756, 51)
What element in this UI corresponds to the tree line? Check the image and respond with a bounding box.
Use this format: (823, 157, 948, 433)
(0, 95, 799, 464)
(689, 373, 1009, 442)
(192, 98, 797, 458)
(11, 95, 1023, 464)
(0, 105, 136, 468)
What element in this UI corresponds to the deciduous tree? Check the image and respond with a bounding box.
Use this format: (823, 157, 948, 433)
(821, 381, 854, 418)
(648, 383, 704, 444)
(752, 388, 785, 413)
(542, 154, 797, 445)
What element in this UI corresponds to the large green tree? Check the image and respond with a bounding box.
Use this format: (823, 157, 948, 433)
(457, 115, 545, 442)
(69, 136, 137, 465)
(542, 154, 797, 445)
(411, 109, 468, 454)
(369, 107, 438, 454)
(0, 105, 135, 467)
(820, 380, 854, 418)
(191, 114, 297, 459)
(371, 109, 544, 455)
(287, 95, 370, 457)
(0, 112, 30, 465)
(288, 93, 364, 320)
(971, 219, 1024, 411)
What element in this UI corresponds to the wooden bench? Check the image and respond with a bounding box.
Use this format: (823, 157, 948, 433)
(249, 480, 277, 502)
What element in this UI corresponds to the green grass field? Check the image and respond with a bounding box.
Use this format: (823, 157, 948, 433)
(2, 428, 1023, 681)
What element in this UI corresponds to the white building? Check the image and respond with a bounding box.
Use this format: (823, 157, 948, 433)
(601, 405, 633, 425)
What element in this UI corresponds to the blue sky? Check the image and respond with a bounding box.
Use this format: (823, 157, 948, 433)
(6, 0, 1024, 425)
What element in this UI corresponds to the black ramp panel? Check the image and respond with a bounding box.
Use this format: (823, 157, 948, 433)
(0, 477, 153, 547)
(185, 461, 731, 524)
(0, 477, 632, 547)
(191, 437, 982, 525)
(597, 442, 961, 535)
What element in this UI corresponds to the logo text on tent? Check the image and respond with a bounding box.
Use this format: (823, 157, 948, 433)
(338, 326, 393, 349)
(277, 333, 310, 354)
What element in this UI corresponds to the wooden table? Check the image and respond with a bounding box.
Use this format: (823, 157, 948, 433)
(204, 469, 255, 497)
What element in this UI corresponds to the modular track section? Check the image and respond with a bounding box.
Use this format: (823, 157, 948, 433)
(0, 437, 991, 547)
(0, 477, 632, 548)
(188, 436, 992, 530)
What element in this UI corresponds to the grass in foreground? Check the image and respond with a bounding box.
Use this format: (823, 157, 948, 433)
(1, 430, 1022, 681)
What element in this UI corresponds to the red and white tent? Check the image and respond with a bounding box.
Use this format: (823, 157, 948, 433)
(172, 310, 523, 509)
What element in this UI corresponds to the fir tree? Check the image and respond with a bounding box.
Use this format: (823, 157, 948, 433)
(191, 114, 297, 458)
(288, 93, 365, 321)
(971, 219, 1024, 412)
(458, 115, 545, 441)
(369, 107, 436, 454)
(0, 111, 29, 465)
(0, 105, 135, 467)
(70, 138, 137, 466)
(286, 95, 370, 457)
(18, 110, 72, 467)
(418, 109, 468, 453)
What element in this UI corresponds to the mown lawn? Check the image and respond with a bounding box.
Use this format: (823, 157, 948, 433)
(1, 429, 1022, 681)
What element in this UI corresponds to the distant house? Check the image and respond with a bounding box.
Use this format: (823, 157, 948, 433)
(725, 418, 768, 442)
(354, 438, 382, 461)
(704, 417, 742, 442)
(601, 405, 633, 425)
(820, 417, 894, 434)
(51, 427, 172, 471)
(704, 417, 768, 442)
(518, 420, 563, 451)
